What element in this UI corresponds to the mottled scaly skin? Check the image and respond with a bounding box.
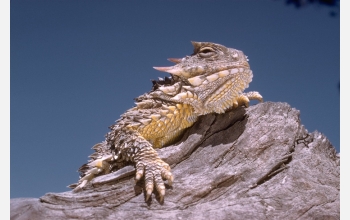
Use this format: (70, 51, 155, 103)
(69, 42, 263, 202)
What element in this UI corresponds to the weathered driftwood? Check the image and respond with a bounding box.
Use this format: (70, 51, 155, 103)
(11, 102, 340, 220)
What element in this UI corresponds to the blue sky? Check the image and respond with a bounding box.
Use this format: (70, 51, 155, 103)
(10, 0, 339, 199)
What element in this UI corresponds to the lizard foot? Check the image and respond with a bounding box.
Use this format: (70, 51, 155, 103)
(135, 156, 173, 202)
(236, 91, 263, 108)
(68, 154, 113, 192)
(244, 91, 263, 103)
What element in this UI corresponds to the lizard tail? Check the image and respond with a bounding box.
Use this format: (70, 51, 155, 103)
(67, 141, 114, 192)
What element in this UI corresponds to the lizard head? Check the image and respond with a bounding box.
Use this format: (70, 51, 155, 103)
(154, 41, 250, 79)
(153, 41, 254, 114)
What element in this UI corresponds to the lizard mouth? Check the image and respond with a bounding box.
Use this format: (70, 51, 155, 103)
(153, 66, 252, 92)
(154, 63, 249, 77)
(186, 67, 251, 87)
(151, 75, 177, 91)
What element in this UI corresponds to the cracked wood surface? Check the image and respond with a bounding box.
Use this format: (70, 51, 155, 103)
(10, 102, 340, 220)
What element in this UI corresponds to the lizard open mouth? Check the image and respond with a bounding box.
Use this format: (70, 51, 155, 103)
(150, 75, 176, 92)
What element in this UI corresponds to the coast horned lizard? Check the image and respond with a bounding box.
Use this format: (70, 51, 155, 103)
(69, 41, 263, 202)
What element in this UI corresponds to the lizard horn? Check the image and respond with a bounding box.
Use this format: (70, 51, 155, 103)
(167, 58, 182, 64)
(153, 66, 187, 76)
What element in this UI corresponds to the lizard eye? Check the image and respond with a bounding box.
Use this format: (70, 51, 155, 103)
(198, 47, 216, 58)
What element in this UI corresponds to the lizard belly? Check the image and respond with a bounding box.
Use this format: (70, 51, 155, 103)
(136, 103, 197, 148)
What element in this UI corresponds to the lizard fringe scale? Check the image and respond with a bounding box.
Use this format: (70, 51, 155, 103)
(69, 41, 263, 202)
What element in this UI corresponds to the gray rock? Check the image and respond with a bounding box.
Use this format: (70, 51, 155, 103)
(11, 102, 340, 220)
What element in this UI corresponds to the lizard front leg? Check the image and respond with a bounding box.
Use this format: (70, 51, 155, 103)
(235, 91, 264, 108)
(134, 145, 173, 202)
(115, 131, 174, 202)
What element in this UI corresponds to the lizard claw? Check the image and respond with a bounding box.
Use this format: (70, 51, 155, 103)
(136, 158, 173, 202)
(135, 165, 144, 182)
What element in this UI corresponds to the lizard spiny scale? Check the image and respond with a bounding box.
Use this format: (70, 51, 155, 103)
(69, 41, 263, 202)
